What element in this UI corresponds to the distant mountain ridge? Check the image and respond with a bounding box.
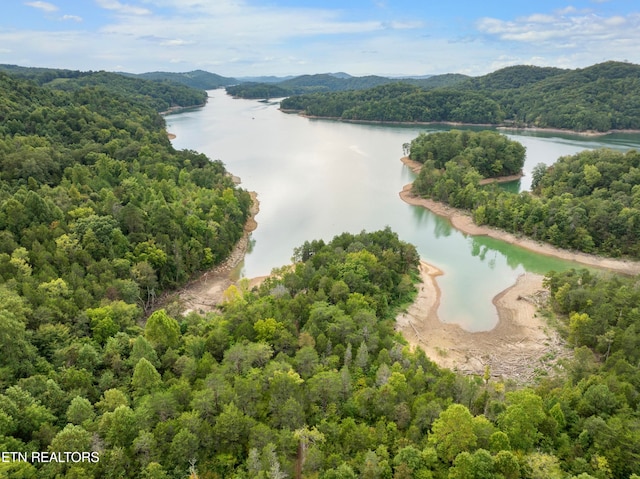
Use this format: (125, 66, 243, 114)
(130, 70, 239, 89)
(225, 72, 470, 99)
(0, 64, 208, 112)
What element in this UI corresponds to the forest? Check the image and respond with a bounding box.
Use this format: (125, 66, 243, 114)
(279, 61, 640, 132)
(226, 73, 469, 100)
(0, 65, 208, 113)
(405, 130, 526, 178)
(128, 70, 238, 90)
(410, 132, 640, 258)
(2, 66, 640, 479)
(3, 221, 640, 478)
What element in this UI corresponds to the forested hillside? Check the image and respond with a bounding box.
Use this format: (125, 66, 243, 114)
(406, 130, 526, 178)
(226, 73, 469, 99)
(2, 68, 640, 479)
(280, 61, 640, 132)
(0, 67, 251, 381)
(281, 83, 504, 124)
(410, 133, 640, 257)
(131, 70, 238, 90)
(4, 211, 640, 477)
(0, 65, 207, 113)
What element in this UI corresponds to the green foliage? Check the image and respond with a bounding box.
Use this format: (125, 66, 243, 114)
(133, 69, 237, 90)
(279, 61, 640, 132)
(409, 130, 525, 178)
(412, 142, 640, 258)
(428, 404, 477, 463)
(3, 64, 640, 478)
(281, 83, 504, 124)
(144, 309, 181, 351)
(2, 65, 208, 112)
(226, 72, 469, 99)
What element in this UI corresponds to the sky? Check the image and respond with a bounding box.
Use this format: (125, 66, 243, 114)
(1, 0, 639, 77)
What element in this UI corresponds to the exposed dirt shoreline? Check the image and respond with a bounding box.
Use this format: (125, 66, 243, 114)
(175, 191, 261, 315)
(282, 110, 640, 137)
(396, 156, 640, 380)
(396, 261, 566, 382)
(168, 144, 639, 382)
(400, 156, 640, 276)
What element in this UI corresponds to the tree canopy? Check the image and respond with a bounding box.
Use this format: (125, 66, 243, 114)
(279, 61, 640, 132)
(410, 131, 640, 258)
(2, 66, 640, 479)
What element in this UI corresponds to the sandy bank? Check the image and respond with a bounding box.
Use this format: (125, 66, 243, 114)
(400, 157, 640, 276)
(397, 261, 566, 382)
(175, 191, 260, 315)
(497, 125, 640, 137)
(283, 110, 640, 137)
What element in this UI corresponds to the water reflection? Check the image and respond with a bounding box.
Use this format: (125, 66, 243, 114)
(433, 217, 453, 238)
(167, 90, 640, 331)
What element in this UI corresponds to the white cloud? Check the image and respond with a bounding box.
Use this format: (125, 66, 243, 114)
(522, 14, 556, 24)
(96, 0, 151, 16)
(25, 1, 58, 13)
(556, 6, 579, 15)
(477, 10, 640, 46)
(3, 1, 640, 77)
(62, 15, 83, 22)
(388, 20, 423, 30)
(160, 38, 193, 46)
(604, 16, 627, 26)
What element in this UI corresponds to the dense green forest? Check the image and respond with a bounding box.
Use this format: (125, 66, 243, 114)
(0, 65, 208, 113)
(410, 133, 640, 257)
(281, 83, 504, 124)
(3, 66, 640, 479)
(226, 73, 469, 99)
(227, 82, 292, 100)
(406, 130, 526, 178)
(130, 70, 238, 90)
(0, 67, 251, 296)
(279, 61, 640, 132)
(3, 223, 640, 478)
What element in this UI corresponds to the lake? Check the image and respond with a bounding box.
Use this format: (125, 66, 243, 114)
(166, 89, 640, 331)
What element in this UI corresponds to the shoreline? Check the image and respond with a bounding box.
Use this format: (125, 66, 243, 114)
(282, 110, 640, 137)
(397, 261, 565, 381)
(173, 190, 260, 315)
(399, 157, 640, 276)
(159, 100, 208, 117)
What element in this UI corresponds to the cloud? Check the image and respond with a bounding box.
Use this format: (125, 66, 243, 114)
(96, 0, 151, 16)
(477, 10, 640, 46)
(62, 15, 83, 22)
(159, 38, 193, 47)
(97, 1, 406, 53)
(522, 14, 556, 24)
(25, 1, 58, 13)
(3, 0, 640, 77)
(387, 20, 423, 30)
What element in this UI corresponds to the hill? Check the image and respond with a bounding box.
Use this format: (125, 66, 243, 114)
(279, 61, 640, 132)
(132, 69, 239, 89)
(0, 64, 208, 112)
(226, 72, 469, 99)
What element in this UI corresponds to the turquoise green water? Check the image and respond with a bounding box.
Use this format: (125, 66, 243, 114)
(166, 90, 640, 331)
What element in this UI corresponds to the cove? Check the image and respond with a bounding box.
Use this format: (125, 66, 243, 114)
(166, 89, 640, 332)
